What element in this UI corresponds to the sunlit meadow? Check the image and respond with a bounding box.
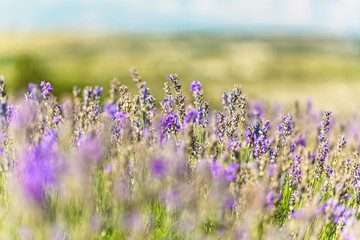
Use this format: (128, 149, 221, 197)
(0, 70, 359, 239)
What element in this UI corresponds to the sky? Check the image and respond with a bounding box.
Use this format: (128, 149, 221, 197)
(1, 0, 360, 35)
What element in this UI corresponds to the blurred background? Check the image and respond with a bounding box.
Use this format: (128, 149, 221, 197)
(1, 0, 360, 111)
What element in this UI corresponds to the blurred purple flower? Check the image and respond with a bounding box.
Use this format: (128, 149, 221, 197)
(78, 135, 103, 163)
(28, 83, 36, 92)
(224, 198, 235, 209)
(150, 157, 167, 177)
(190, 81, 201, 92)
(40, 81, 53, 98)
(211, 161, 238, 182)
(93, 86, 103, 95)
(224, 162, 238, 181)
(114, 110, 127, 123)
(19, 129, 60, 204)
(266, 191, 275, 208)
(298, 134, 306, 147)
(104, 164, 111, 173)
(161, 188, 182, 209)
(267, 164, 275, 176)
(184, 108, 198, 125)
(104, 103, 117, 117)
(211, 161, 222, 178)
(252, 101, 263, 119)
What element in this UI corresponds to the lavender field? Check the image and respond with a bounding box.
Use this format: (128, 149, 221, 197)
(0, 70, 359, 239)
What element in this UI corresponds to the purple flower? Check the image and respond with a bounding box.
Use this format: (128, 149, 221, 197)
(104, 164, 111, 173)
(6, 105, 14, 123)
(325, 164, 333, 175)
(28, 83, 36, 92)
(93, 86, 103, 95)
(290, 141, 296, 153)
(18, 129, 60, 204)
(150, 157, 167, 177)
(197, 106, 208, 126)
(160, 112, 181, 139)
(291, 134, 307, 152)
(211, 161, 222, 178)
(211, 161, 238, 182)
(104, 103, 117, 116)
(246, 121, 271, 157)
(252, 101, 264, 119)
(298, 134, 306, 147)
(215, 112, 226, 138)
(228, 139, 241, 152)
(289, 155, 302, 186)
(280, 113, 293, 137)
(167, 73, 177, 82)
(318, 141, 329, 162)
(78, 135, 103, 163)
(20, 159, 56, 203)
(161, 96, 175, 113)
(320, 198, 353, 226)
(184, 108, 198, 125)
(224, 198, 235, 209)
(40, 81, 53, 98)
(114, 110, 127, 122)
(267, 164, 275, 176)
(224, 162, 238, 181)
(315, 112, 332, 177)
(266, 191, 275, 208)
(190, 81, 201, 92)
(345, 234, 356, 240)
(53, 116, 62, 124)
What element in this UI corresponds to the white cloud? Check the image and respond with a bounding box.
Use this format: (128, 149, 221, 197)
(323, 0, 360, 33)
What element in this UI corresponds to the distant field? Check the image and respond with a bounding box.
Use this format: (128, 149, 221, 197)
(1, 32, 360, 112)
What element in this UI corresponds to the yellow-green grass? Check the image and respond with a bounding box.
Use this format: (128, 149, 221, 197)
(1, 32, 360, 113)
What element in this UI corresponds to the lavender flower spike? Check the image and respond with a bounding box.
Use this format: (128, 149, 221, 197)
(190, 81, 201, 92)
(40, 81, 54, 98)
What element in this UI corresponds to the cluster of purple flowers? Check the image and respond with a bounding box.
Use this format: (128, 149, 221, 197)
(211, 161, 239, 181)
(315, 111, 332, 178)
(320, 198, 354, 226)
(161, 112, 181, 139)
(0, 72, 359, 239)
(280, 113, 294, 137)
(40, 81, 54, 98)
(245, 120, 271, 157)
(184, 108, 198, 125)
